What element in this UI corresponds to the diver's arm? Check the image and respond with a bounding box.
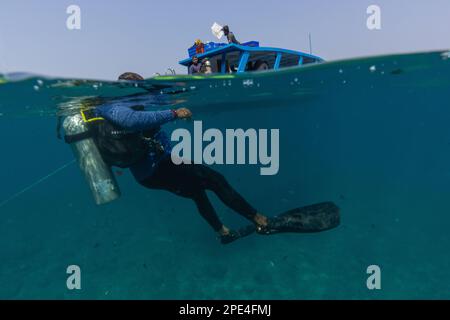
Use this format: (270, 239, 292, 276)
(98, 105, 177, 131)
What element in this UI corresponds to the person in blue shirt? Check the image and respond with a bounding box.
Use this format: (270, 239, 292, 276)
(93, 72, 268, 244)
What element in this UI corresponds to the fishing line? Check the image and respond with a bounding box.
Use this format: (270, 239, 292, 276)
(0, 159, 76, 209)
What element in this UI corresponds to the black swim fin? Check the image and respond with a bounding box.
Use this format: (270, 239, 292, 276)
(220, 225, 256, 245)
(224, 202, 340, 243)
(257, 201, 340, 235)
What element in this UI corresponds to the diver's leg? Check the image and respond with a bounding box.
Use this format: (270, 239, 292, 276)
(139, 158, 229, 235)
(191, 165, 268, 228)
(191, 189, 226, 233)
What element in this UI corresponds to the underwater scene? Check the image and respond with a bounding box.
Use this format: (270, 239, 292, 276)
(1, 50, 450, 299)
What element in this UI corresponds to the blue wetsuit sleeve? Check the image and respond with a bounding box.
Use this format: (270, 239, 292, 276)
(97, 105, 176, 131)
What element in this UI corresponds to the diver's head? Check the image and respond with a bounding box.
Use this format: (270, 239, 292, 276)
(118, 72, 144, 81)
(192, 56, 199, 65)
(222, 25, 229, 35)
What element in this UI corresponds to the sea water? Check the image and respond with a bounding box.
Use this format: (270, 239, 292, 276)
(1, 50, 450, 299)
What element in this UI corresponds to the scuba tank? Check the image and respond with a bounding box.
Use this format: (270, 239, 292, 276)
(63, 113, 121, 205)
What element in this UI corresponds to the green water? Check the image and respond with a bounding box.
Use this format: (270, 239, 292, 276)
(1, 50, 450, 299)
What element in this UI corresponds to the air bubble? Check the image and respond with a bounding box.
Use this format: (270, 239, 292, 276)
(33, 85, 40, 91)
(339, 69, 344, 74)
(243, 79, 254, 87)
(36, 79, 44, 86)
(369, 65, 377, 73)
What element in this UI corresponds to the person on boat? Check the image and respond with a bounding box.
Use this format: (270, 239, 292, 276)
(201, 59, 213, 74)
(194, 39, 205, 54)
(188, 56, 202, 74)
(91, 72, 269, 244)
(222, 25, 240, 45)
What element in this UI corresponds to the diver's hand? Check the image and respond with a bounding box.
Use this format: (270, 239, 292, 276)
(175, 108, 192, 119)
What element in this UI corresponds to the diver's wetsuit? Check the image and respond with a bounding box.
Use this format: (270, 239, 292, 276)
(95, 104, 257, 231)
(140, 157, 257, 231)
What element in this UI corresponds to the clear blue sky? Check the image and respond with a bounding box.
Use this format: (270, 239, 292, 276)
(0, 0, 449, 79)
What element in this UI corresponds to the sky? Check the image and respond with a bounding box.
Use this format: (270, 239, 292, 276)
(0, 0, 449, 80)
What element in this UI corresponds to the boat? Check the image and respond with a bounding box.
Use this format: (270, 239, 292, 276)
(179, 41, 324, 74)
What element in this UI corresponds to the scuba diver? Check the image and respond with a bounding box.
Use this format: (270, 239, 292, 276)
(222, 25, 240, 45)
(66, 72, 269, 244)
(63, 72, 340, 245)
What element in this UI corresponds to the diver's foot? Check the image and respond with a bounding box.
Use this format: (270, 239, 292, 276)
(218, 226, 239, 245)
(254, 213, 269, 234)
(218, 225, 231, 236)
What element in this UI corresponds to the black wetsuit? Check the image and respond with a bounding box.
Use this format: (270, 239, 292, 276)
(139, 156, 258, 231)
